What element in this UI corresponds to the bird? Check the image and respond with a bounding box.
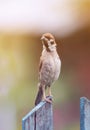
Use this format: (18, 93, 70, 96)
(35, 33, 61, 105)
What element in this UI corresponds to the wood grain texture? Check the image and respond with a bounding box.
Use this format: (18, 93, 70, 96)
(22, 96, 53, 130)
(80, 97, 90, 130)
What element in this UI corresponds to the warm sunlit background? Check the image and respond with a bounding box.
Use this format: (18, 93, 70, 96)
(0, 0, 90, 130)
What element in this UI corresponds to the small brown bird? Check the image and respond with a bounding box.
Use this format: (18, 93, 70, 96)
(35, 33, 61, 105)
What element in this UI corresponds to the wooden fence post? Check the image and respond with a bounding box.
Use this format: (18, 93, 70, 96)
(22, 96, 53, 130)
(80, 97, 90, 130)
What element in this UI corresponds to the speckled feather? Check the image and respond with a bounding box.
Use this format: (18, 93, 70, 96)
(35, 33, 61, 105)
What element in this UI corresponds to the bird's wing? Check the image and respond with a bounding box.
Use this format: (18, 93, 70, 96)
(38, 58, 44, 82)
(39, 58, 43, 73)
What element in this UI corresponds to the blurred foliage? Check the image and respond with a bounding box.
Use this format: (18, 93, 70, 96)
(0, 1, 90, 128)
(0, 24, 90, 129)
(0, 0, 90, 129)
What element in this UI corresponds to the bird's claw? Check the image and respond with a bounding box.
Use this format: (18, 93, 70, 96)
(43, 97, 52, 104)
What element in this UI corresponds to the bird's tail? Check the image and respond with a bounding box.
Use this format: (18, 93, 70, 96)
(35, 85, 43, 106)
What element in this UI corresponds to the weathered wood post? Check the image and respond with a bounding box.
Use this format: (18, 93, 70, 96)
(22, 96, 53, 130)
(80, 97, 90, 130)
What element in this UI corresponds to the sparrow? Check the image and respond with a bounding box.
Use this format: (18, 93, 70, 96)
(35, 33, 61, 105)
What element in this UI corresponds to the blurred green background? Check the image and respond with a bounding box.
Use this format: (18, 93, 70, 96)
(0, 0, 90, 130)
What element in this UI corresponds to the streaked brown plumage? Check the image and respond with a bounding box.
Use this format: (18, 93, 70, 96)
(35, 33, 61, 105)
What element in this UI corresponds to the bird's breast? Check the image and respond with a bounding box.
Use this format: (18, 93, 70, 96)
(53, 56, 61, 81)
(46, 52, 61, 82)
(40, 51, 61, 86)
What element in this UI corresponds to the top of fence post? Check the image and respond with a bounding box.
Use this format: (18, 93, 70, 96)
(80, 97, 90, 130)
(22, 96, 53, 130)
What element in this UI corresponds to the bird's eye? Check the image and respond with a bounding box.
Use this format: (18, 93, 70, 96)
(50, 39, 54, 45)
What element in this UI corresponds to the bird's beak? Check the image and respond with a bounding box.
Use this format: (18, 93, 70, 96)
(41, 36, 45, 40)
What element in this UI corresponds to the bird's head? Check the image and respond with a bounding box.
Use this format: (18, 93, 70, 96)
(41, 33, 57, 52)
